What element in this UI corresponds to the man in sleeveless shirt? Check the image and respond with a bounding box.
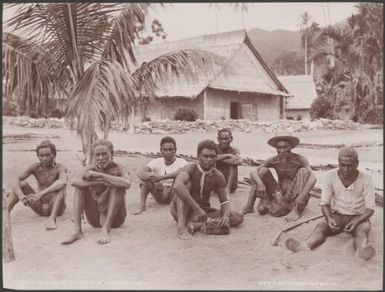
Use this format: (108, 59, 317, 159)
(216, 129, 242, 194)
(243, 135, 316, 221)
(62, 139, 131, 245)
(6, 140, 67, 230)
(285, 147, 376, 260)
(134, 136, 187, 215)
(171, 140, 243, 240)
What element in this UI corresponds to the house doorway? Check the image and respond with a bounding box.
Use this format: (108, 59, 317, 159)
(230, 102, 240, 119)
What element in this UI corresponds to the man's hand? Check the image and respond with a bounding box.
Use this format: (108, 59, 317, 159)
(327, 216, 340, 233)
(82, 170, 100, 181)
(218, 216, 230, 228)
(296, 193, 308, 211)
(26, 193, 42, 205)
(148, 175, 162, 182)
(256, 184, 266, 198)
(20, 195, 30, 206)
(343, 220, 358, 234)
(192, 205, 207, 222)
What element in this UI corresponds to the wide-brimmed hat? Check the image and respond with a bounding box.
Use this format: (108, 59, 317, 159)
(267, 134, 300, 148)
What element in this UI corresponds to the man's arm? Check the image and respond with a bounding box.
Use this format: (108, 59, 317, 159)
(155, 167, 185, 182)
(321, 204, 341, 232)
(36, 165, 68, 200)
(94, 164, 131, 189)
(173, 171, 205, 217)
(250, 157, 275, 187)
(137, 165, 156, 181)
(11, 164, 35, 201)
(217, 187, 231, 218)
(216, 148, 242, 166)
(296, 155, 317, 206)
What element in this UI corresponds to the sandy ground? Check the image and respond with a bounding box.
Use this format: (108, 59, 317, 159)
(2, 125, 383, 290)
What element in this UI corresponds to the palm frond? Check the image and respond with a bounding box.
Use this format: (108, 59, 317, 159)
(132, 49, 225, 98)
(66, 60, 137, 152)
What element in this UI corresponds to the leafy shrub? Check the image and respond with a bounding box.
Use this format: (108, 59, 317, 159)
(174, 107, 198, 121)
(310, 97, 333, 120)
(364, 107, 383, 124)
(49, 108, 64, 118)
(296, 115, 302, 121)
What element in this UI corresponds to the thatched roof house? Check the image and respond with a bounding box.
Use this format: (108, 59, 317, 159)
(133, 29, 290, 121)
(278, 75, 318, 120)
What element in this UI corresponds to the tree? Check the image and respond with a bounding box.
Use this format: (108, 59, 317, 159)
(3, 3, 224, 162)
(310, 3, 383, 123)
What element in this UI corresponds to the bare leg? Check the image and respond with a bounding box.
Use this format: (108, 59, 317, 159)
(243, 185, 257, 215)
(98, 188, 125, 244)
(61, 188, 85, 244)
(226, 166, 237, 194)
(45, 190, 66, 230)
(175, 197, 193, 240)
(7, 182, 35, 213)
(286, 221, 330, 252)
(353, 221, 376, 260)
(133, 184, 150, 215)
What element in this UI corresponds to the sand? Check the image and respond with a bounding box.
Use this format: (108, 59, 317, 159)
(2, 125, 383, 290)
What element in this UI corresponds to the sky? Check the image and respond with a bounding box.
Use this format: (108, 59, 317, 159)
(148, 2, 359, 41)
(3, 2, 359, 41)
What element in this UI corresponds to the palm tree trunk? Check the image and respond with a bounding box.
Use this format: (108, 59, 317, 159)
(129, 106, 135, 134)
(305, 35, 308, 75)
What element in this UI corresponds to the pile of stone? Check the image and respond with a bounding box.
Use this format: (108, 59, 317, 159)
(3, 116, 71, 129)
(3, 116, 361, 134)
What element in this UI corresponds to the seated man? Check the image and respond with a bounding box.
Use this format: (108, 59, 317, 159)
(216, 129, 242, 194)
(134, 136, 187, 215)
(6, 140, 67, 230)
(285, 147, 376, 260)
(243, 134, 316, 221)
(171, 139, 244, 240)
(62, 139, 131, 245)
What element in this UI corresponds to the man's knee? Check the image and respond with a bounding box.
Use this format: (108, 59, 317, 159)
(354, 220, 371, 235)
(314, 221, 331, 235)
(257, 166, 270, 177)
(230, 212, 243, 227)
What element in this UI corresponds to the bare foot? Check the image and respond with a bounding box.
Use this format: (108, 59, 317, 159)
(357, 243, 376, 260)
(45, 218, 57, 230)
(257, 200, 269, 215)
(98, 228, 111, 244)
(133, 206, 145, 215)
(61, 232, 84, 245)
(177, 226, 193, 240)
(285, 210, 301, 222)
(285, 237, 310, 252)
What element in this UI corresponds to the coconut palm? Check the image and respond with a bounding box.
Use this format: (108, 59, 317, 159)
(3, 3, 224, 162)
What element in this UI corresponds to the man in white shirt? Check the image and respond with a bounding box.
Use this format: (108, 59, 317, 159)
(134, 136, 187, 215)
(285, 147, 376, 260)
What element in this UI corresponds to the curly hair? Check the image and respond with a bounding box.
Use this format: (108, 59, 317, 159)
(91, 139, 114, 156)
(36, 140, 57, 156)
(197, 139, 218, 156)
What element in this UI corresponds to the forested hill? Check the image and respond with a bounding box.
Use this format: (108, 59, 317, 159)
(247, 27, 302, 67)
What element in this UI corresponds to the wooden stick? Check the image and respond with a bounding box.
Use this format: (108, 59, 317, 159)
(271, 214, 324, 246)
(2, 191, 15, 262)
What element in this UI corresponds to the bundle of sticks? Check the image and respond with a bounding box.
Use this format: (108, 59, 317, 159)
(375, 188, 383, 207)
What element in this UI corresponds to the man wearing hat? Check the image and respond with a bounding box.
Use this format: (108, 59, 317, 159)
(243, 134, 316, 222)
(285, 147, 376, 260)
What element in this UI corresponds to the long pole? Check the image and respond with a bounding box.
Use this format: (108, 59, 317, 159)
(2, 191, 15, 262)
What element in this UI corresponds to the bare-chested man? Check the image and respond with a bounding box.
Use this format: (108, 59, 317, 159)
(243, 135, 316, 221)
(6, 140, 67, 230)
(171, 139, 244, 240)
(285, 147, 376, 260)
(62, 139, 131, 245)
(216, 129, 242, 194)
(134, 136, 187, 215)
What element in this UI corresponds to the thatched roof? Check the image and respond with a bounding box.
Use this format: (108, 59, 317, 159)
(278, 75, 318, 110)
(133, 30, 289, 99)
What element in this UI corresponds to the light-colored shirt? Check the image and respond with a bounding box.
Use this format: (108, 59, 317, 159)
(320, 169, 374, 215)
(147, 157, 187, 186)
